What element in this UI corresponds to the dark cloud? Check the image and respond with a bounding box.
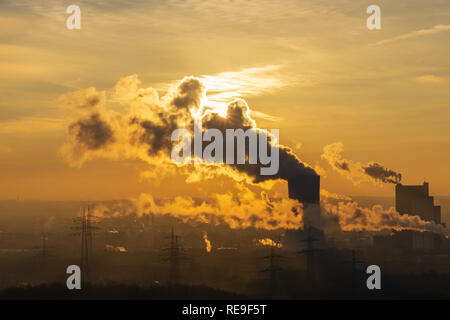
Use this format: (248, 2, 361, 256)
(130, 114, 180, 155)
(172, 77, 205, 110)
(68, 113, 115, 150)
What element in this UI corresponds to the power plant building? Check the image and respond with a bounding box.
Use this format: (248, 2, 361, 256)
(395, 182, 441, 224)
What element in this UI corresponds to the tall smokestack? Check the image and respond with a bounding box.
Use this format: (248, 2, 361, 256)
(284, 174, 325, 252)
(288, 175, 320, 205)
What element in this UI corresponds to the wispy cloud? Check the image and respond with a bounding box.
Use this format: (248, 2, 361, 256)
(154, 65, 288, 121)
(374, 24, 450, 46)
(200, 65, 286, 121)
(201, 65, 284, 100)
(0, 117, 64, 134)
(414, 74, 444, 84)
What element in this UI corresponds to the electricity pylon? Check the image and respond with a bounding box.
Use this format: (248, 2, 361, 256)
(298, 228, 320, 291)
(32, 231, 55, 267)
(260, 245, 283, 299)
(72, 205, 99, 283)
(161, 227, 187, 285)
(344, 250, 364, 296)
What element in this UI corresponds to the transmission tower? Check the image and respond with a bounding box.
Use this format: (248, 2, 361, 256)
(72, 205, 99, 283)
(40, 232, 49, 265)
(260, 245, 283, 299)
(298, 228, 320, 290)
(161, 227, 186, 285)
(32, 231, 55, 267)
(344, 250, 364, 296)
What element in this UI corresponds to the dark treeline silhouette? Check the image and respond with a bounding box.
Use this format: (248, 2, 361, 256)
(0, 283, 247, 300)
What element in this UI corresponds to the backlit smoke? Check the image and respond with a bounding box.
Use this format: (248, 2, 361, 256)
(59, 74, 312, 230)
(105, 244, 127, 253)
(363, 163, 402, 184)
(60, 75, 316, 183)
(69, 113, 115, 150)
(321, 200, 448, 236)
(203, 232, 212, 253)
(60, 75, 446, 236)
(133, 186, 304, 230)
(257, 238, 282, 248)
(321, 142, 402, 185)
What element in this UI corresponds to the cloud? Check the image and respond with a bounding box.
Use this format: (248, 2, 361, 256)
(249, 110, 281, 122)
(414, 75, 443, 84)
(201, 65, 285, 99)
(68, 113, 115, 150)
(154, 65, 287, 121)
(0, 117, 64, 134)
(374, 24, 450, 46)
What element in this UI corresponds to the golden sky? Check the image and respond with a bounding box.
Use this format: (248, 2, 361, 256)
(0, 0, 449, 200)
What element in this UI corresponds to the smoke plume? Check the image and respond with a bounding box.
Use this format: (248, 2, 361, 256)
(203, 232, 212, 253)
(60, 75, 316, 182)
(321, 200, 448, 235)
(133, 186, 304, 230)
(321, 142, 402, 185)
(60, 75, 447, 236)
(257, 238, 282, 248)
(363, 163, 402, 184)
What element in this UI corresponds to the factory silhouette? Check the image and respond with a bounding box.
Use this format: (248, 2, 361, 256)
(286, 174, 445, 251)
(0, 170, 449, 299)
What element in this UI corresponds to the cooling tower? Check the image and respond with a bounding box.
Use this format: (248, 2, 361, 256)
(288, 174, 320, 204)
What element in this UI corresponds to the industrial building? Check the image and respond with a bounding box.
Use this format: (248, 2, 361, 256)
(373, 181, 446, 251)
(395, 182, 441, 224)
(373, 230, 438, 251)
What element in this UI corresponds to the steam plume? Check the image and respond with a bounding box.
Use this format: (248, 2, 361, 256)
(203, 232, 212, 253)
(321, 200, 448, 236)
(363, 163, 402, 184)
(133, 185, 304, 230)
(59, 75, 447, 236)
(321, 142, 401, 185)
(257, 238, 282, 248)
(60, 75, 316, 183)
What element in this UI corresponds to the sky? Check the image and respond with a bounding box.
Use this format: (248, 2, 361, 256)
(0, 0, 449, 201)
